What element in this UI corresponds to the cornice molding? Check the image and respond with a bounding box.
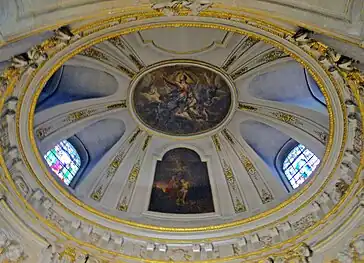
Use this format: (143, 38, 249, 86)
(0, 12, 362, 262)
(0, 1, 363, 48)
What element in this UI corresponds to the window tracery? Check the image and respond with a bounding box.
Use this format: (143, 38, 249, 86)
(283, 144, 320, 189)
(44, 140, 81, 185)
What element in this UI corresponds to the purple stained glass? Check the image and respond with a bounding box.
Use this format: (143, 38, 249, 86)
(44, 140, 81, 185)
(283, 144, 320, 189)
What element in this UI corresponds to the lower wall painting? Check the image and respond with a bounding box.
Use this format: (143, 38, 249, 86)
(149, 148, 214, 214)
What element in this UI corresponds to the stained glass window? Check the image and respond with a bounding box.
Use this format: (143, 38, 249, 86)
(44, 140, 81, 185)
(283, 144, 320, 189)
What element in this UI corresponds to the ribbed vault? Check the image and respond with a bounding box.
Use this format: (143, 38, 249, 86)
(0, 6, 362, 263)
(28, 27, 331, 226)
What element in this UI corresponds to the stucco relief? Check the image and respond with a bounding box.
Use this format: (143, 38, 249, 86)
(40, 245, 99, 263)
(0, 229, 25, 262)
(167, 248, 192, 261)
(222, 36, 259, 71)
(117, 133, 151, 211)
(333, 235, 364, 263)
(35, 102, 125, 141)
(13, 176, 29, 198)
(230, 49, 288, 80)
(132, 64, 232, 136)
(151, 0, 213, 16)
(0, 7, 362, 262)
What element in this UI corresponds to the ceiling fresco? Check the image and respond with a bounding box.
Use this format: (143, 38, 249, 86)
(132, 63, 233, 136)
(30, 26, 330, 224)
(149, 147, 214, 214)
(0, 5, 362, 261)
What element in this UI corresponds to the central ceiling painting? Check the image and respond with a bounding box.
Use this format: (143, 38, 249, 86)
(131, 63, 232, 136)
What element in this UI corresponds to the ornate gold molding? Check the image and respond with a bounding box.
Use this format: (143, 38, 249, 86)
(0, 20, 343, 236)
(9, 21, 338, 232)
(0, 10, 362, 263)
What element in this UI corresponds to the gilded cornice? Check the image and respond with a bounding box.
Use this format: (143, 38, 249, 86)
(0, 3, 363, 48)
(0, 10, 362, 263)
(18, 21, 340, 233)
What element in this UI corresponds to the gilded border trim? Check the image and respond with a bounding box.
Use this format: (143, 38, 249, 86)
(0, 12, 361, 263)
(21, 21, 340, 233)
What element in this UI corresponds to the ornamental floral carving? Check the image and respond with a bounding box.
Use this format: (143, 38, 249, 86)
(333, 235, 364, 262)
(272, 243, 312, 263)
(0, 230, 26, 262)
(65, 109, 97, 123)
(45, 208, 68, 229)
(151, 0, 213, 16)
(259, 236, 273, 248)
(222, 36, 259, 71)
(238, 103, 258, 112)
(272, 112, 302, 126)
(13, 176, 29, 197)
(314, 130, 328, 144)
(35, 126, 51, 140)
(335, 179, 349, 198)
(292, 213, 316, 233)
(59, 247, 77, 262)
(79, 48, 109, 61)
(117, 133, 150, 211)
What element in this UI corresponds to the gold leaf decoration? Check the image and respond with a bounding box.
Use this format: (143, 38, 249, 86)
(238, 103, 257, 111)
(212, 135, 221, 151)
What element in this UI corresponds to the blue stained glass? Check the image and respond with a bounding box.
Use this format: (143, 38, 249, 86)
(285, 166, 295, 179)
(43, 140, 81, 185)
(298, 144, 305, 151)
(282, 144, 320, 189)
(303, 149, 314, 159)
(283, 159, 291, 170)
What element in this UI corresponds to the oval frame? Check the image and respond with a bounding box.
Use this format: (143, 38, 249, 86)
(128, 59, 237, 139)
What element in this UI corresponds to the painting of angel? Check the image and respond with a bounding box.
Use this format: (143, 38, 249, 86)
(149, 148, 214, 214)
(133, 64, 231, 136)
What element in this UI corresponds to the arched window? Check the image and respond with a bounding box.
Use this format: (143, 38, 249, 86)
(283, 144, 320, 189)
(44, 140, 81, 185)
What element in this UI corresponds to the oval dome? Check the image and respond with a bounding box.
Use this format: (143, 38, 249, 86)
(29, 26, 331, 227)
(1, 10, 360, 263)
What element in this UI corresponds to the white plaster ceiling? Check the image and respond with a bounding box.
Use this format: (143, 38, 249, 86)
(36, 65, 118, 111)
(1, 7, 361, 260)
(31, 27, 329, 227)
(246, 61, 327, 113)
(0, 0, 363, 48)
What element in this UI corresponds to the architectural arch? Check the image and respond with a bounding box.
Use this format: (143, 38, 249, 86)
(148, 147, 215, 214)
(0, 5, 362, 262)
